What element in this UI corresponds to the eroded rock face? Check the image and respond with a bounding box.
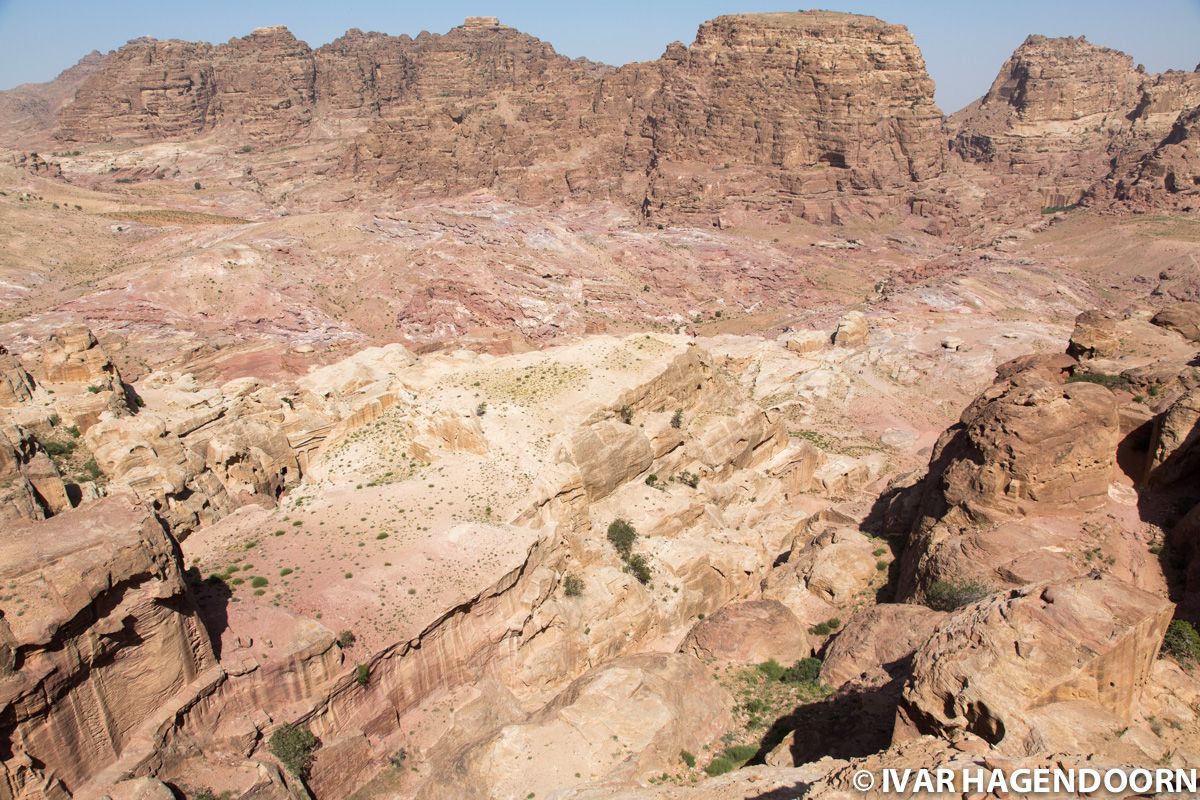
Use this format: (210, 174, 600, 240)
(0, 497, 215, 796)
(678, 600, 810, 664)
(58, 27, 314, 143)
(896, 577, 1173, 756)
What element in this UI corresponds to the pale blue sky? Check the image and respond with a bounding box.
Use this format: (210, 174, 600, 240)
(0, 1, 1197, 112)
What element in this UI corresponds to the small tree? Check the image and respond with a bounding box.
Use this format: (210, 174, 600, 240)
(925, 580, 989, 612)
(193, 181, 202, 190)
(619, 405, 633, 424)
(670, 409, 683, 429)
(337, 630, 356, 648)
(1163, 620, 1200, 663)
(607, 519, 637, 560)
(268, 724, 318, 778)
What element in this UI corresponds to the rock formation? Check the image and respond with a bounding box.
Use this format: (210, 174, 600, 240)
(896, 577, 1173, 756)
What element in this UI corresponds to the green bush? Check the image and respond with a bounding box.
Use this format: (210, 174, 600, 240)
(680, 749, 696, 768)
(625, 553, 652, 585)
(607, 519, 637, 559)
(619, 405, 633, 424)
(268, 724, 317, 777)
(645, 473, 658, 487)
(42, 439, 76, 457)
(563, 573, 584, 597)
(926, 580, 990, 612)
(355, 663, 369, 686)
(781, 657, 822, 685)
(337, 630, 356, 648)
(756, 659, 785, 681)
(808, 617, 841, 636)
(704, 756, 735, 777)
(475, 401, 487, 417)
(250, 576, 268, 589)
(1163, 620, 1200, 663)
(678, 471, 699, 488)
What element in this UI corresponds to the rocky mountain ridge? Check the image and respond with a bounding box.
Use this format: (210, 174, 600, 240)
(7, 12, 1193, 224)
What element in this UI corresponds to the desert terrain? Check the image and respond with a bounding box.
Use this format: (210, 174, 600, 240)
(0, 10, 1199, 800)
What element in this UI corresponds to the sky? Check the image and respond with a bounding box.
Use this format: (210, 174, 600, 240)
(0, 1, 1197, 112)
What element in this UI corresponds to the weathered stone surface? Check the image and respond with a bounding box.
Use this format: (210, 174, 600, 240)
(56, 12, 946, 223)
(678, 600, 810, 664)
(422, 653, 733, 800)
(896, 577, 1173, 756)
(953, 35, 1200, 212)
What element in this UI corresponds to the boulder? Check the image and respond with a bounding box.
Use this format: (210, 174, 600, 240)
(1151, 302, 1200, 342)
(678, 600, 810, 664)
(832, 311, 869, 347)
(1067, 309, 1122, 359)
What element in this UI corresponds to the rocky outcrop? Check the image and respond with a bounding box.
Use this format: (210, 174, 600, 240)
(678, 600, 810, 664)
(895, 577, 1173, 756)
(952, 35, 1200, 212)
(898, 365, 1119, 599)
(1146, 386, 1200, 486)
(1118, 104, 1200, 208)
(0, 497, 215, 797)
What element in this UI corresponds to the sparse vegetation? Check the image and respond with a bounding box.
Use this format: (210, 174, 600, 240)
(1066, 371, 1131, 391)
(619, 405, 633, 424)
(678, 470, 699, 488)
(268, 724, 318, 778)
(925, 579, 990, 611)
(337, 630, 356, 648)
(679, 749, 696, 769)
(475, 401, 487, 416)
(563, 573, 584, 597)
(670, 409, 683, 429)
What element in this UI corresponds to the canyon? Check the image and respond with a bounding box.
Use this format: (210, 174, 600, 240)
(0, 8, 1198, 800)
